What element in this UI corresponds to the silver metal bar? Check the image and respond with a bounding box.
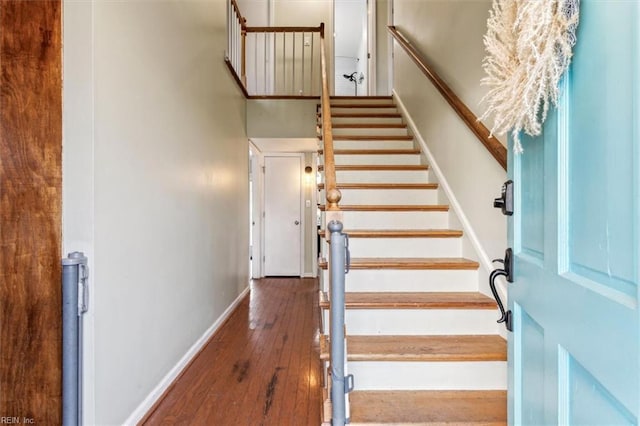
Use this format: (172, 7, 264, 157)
(62, 251, 89, 426)
(329, 221, 347, 426)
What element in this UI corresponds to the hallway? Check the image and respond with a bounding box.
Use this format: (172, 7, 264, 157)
(141, 278, 323, 425)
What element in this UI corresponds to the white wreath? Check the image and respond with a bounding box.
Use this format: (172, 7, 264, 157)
(480, 0, 580, 153)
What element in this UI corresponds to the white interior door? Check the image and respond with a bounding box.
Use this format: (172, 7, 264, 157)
(263, 155, 302, 276)
(334, 0, 368, 96)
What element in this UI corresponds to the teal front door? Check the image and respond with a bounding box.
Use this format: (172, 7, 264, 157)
(508, 1, 639, 424)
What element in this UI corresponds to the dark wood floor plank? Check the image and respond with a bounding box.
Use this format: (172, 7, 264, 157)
(272, 286, 311, 422)
(141, 278, 322, 426)
(238, 286, 295, 424)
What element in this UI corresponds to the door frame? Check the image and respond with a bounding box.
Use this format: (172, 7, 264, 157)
(308, 152, 319, 278)
(249, 142, 264, 278)
(261, 152, 305, 277)
(367, 0, 377, 96)
(387, 0, 394, 94)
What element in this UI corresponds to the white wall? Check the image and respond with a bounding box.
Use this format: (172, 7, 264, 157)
(272, 0, 334, 91)
(63, 1, 249, 424)
(237, 0, 270, 26)
(247, 99, 318, 138)
(393, 0, 507, 283)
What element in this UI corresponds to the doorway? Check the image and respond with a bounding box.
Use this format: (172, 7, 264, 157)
(263, 154, 304, 276)
(334, 0, 373, 96)
(249, 144, 264, 279)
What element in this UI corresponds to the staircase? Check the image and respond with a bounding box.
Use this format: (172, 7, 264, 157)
(317, 96, 507, 424)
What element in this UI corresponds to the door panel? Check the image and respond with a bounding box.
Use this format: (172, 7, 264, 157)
(509, 1, 639, 424)
(0, 1, 63, 422)
(264, 156, 302, 276)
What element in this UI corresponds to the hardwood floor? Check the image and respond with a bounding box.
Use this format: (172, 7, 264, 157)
(141, 278, 322, 426)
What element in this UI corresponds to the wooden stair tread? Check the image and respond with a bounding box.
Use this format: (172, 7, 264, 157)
(317, 229, 463, 238)
(331, 96, 393, 100)
(319, 291, 496, 310)
(319, 257, 478, 270)
(319, 148, 420, 155)
(330, 104, 398, 108)
(320, 135, 414, 141)
(349, 390, 507, 425)
(318, 204, 449, 212)
(330, 113, 402, 118)
(320, 335, 506, 361)
(317, 183, 438, 190)
(320, 123, 407, 129)
(319, 164, 429, 171)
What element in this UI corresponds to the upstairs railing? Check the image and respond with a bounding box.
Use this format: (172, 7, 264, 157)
(227, 1, 323, 98)
(388, 26, 507, 171)
(228, 0, 246, 87)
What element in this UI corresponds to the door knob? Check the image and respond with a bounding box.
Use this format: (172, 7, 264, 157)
(493, 180, 514, 216)
(294, 220, 300, 225)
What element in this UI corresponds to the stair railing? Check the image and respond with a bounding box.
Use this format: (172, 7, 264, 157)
(226, 0, 323, 97)
(228, 0, 246, 86)
(227, 3, 351, 421)
(320, 25, 351, 426)
(388, 26, 507, 170)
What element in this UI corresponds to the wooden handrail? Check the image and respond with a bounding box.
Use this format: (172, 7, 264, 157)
(245, 26, 323, 33)
(388, 26, 507, 171)
(230, 0, 245, 28)
(319, 23, 341, 212)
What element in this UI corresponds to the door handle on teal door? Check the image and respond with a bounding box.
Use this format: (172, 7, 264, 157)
(493, 180, 514, 216)
(490, 248, 513, 332)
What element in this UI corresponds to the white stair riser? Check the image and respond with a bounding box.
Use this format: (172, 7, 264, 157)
(348, 361, 507, 391)
(335, 154, 422, 165)
(320, 236, 460, 259)
(333, 140, 415, 150)
(331, 116, 404, 125)
(341, 211, 450, 229)
(330, 99, 395, 106)
(331, 127, 409, 137)
(331, 107, 398, 115)
(336, 170, 430, 183)
(320, 269, 478, 293)
(342, 236, 461, 257)
(337, 189, 438, 205)
(324, 309, 500, 335)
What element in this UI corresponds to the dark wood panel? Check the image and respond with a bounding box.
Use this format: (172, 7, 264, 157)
(0, 1, 63, 424)
(141, 278, 322, 425)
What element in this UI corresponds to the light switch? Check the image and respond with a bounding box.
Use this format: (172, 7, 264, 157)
(306, 200, 311, 207)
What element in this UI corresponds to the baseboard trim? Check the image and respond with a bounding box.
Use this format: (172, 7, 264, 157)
(393, 90, 494, 276)
(125, 286, 251, 425)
